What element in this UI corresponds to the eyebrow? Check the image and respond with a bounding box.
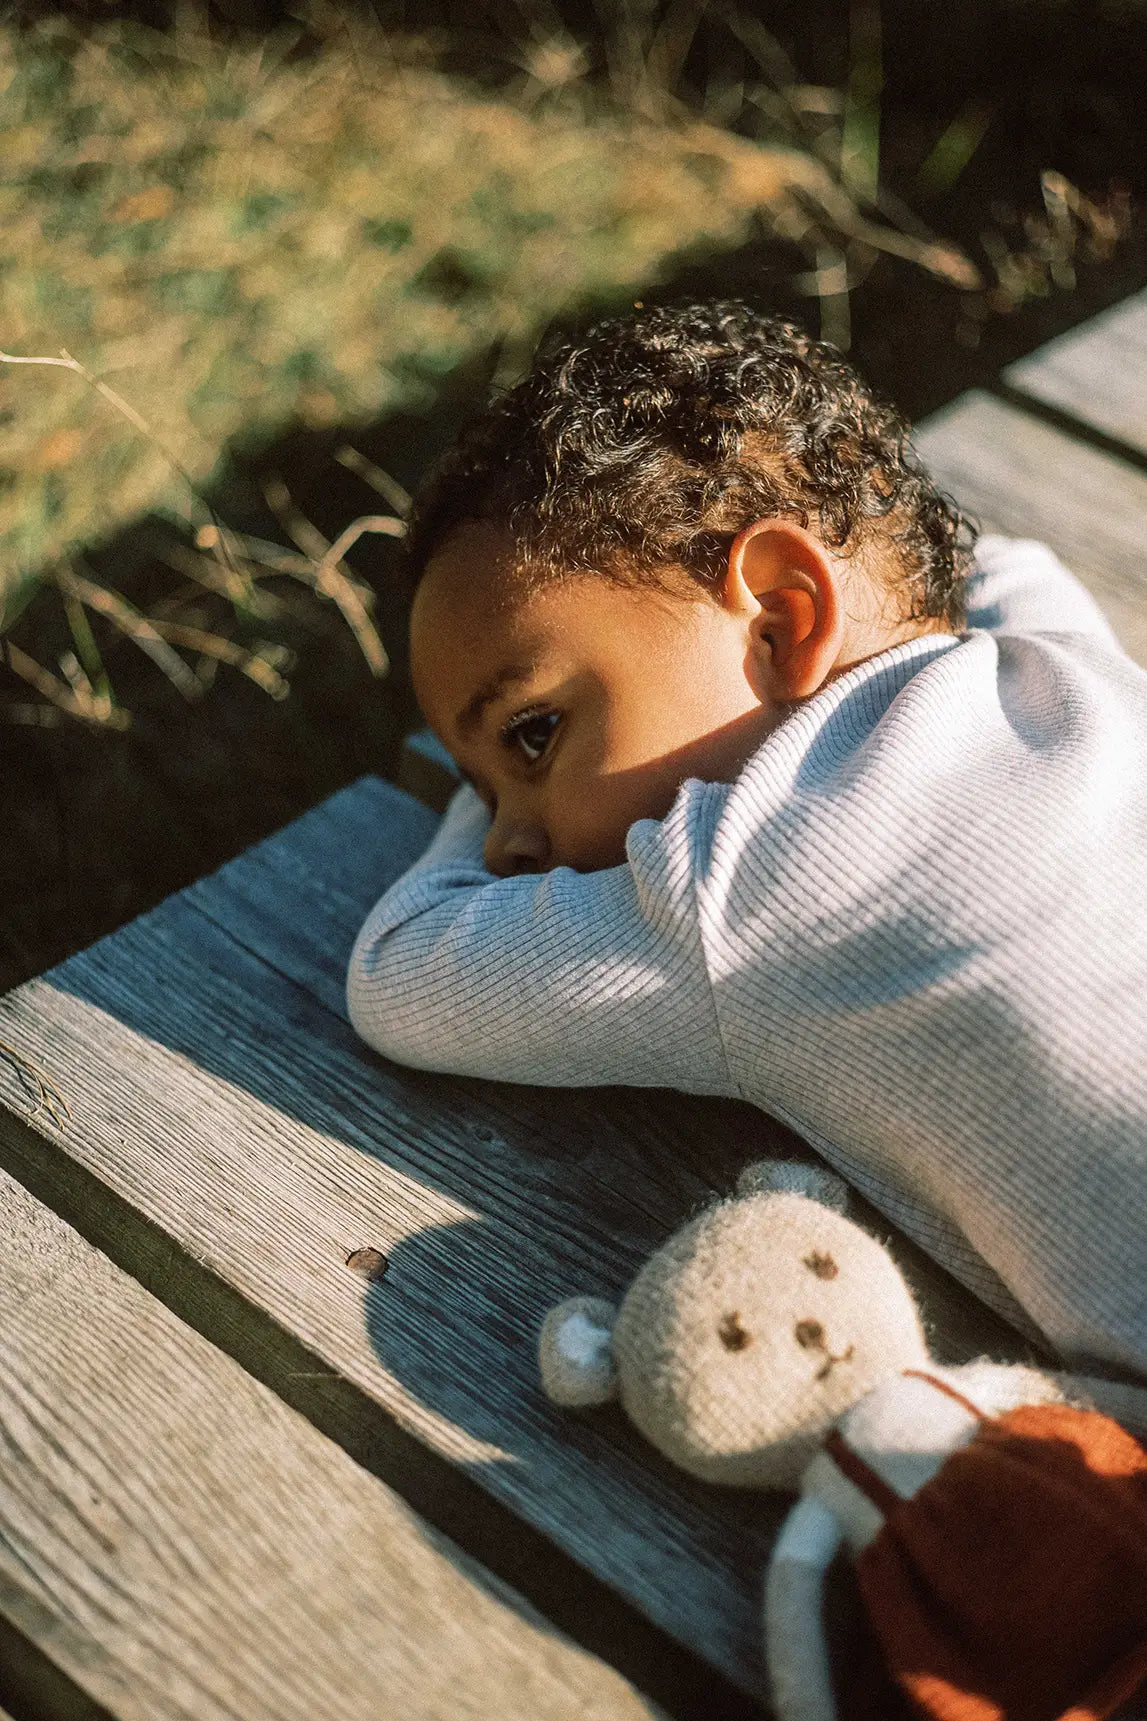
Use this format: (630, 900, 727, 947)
(456, 663, 535, 737)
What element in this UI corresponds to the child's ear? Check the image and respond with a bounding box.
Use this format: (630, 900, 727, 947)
(725, 520, 845, 701)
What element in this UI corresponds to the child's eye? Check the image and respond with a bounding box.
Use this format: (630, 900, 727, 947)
(502, 708, 560, 764)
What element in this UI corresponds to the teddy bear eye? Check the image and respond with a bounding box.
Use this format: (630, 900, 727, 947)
(718, 1311, 751, 1352)
(794, 1319, 825, 1349)
(803, 1251, 839, 1280)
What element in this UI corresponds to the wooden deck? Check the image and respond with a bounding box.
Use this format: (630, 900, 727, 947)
(3, 288, 1147, 1721)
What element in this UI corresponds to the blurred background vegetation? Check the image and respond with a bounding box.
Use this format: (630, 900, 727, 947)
(2, 0, 1145, 987)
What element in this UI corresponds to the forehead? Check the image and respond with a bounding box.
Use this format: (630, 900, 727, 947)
(413, 523, 525, 638)
(410, 524, 553, 721)
(411, 523, 693, 730)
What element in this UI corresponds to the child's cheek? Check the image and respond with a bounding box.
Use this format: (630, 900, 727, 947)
(554, 758, 687, 872)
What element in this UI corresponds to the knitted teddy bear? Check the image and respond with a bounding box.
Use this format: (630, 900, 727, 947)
(538, 1161, 1147, 1721)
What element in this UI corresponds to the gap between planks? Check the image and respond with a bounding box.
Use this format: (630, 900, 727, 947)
(0, 1091, 765, 1721)
(1002, 285, 1147, 461)
(0, 780, 1027, 1716)
(914, 388, 1147, 666)
(0, 1163, 664, 1721)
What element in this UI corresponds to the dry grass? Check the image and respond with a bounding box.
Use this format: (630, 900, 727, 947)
(0, 6, 980, 625)
(0, 3, 1131, 731)
(0, 3, 1137, 988)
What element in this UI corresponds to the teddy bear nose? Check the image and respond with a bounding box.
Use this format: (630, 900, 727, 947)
(794, 1318, 856, 1381)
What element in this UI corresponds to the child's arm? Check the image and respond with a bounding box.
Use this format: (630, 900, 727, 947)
(966, 535, 1122, 647)
(347, 779, 732, 1091)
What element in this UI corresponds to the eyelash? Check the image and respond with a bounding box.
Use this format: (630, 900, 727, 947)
(500, 707, 560, 765)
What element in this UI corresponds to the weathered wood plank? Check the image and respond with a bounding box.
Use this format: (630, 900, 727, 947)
(0, 1164, 661, 1721)
(1004, 287, 1147, 455)
(915, 389, 1147, 664)
(184, 772, 439, 1018)
(0, 781, 1034, 1706)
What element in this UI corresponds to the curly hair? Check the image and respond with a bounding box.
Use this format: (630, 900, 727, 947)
(406, 301, 973, 628)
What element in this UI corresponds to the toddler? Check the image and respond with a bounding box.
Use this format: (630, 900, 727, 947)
(348, 302, 1147, 1377)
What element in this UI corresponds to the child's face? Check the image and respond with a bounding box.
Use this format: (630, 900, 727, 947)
(411, 524, 781, 873)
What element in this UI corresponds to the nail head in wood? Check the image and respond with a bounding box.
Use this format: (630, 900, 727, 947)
(345, 1246, 389, 1283)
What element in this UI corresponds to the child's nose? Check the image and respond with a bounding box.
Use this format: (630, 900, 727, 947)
(484, 815, 551, 876)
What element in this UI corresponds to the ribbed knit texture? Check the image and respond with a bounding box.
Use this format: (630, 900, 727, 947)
(348, 538, 1147, 1375)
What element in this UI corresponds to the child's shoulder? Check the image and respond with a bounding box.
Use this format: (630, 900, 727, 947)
(966, 535, 1123, 648)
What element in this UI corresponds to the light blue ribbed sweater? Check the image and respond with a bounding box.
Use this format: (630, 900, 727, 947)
(349, 538, 1147, 1375)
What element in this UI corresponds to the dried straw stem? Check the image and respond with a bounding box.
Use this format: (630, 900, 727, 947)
(55, 564, 203, 700)
(3, 639, 129, 728)
(148, 619, 290, 698)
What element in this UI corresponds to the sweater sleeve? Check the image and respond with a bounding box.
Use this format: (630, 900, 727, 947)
(966, 535, 1121, 647)
(346, 780, 733, 1093)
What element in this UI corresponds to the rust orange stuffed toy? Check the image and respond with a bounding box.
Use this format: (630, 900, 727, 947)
(538, 1162, 1147, 1721)
(821, 1378, 1147, 1721)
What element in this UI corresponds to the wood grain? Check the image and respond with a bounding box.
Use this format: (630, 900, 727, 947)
(1004, 288, 1147, 455)
(915, 389, 1147, 664)
(0, 780, 1027, 1705)
(0, 1165, 662, 1721)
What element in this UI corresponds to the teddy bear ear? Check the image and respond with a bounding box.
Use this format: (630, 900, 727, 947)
(736, 1159, 849, 1212)
(539, 1295, 620, 1408)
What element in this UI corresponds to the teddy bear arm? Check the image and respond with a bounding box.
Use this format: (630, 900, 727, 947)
(764, 1495, 843, 1721)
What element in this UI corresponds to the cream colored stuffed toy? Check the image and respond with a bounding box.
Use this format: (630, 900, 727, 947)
(539, 1162, 1147, 1721)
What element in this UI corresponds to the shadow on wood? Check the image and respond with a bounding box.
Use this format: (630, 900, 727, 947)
(0, 777, 1037, 1714)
